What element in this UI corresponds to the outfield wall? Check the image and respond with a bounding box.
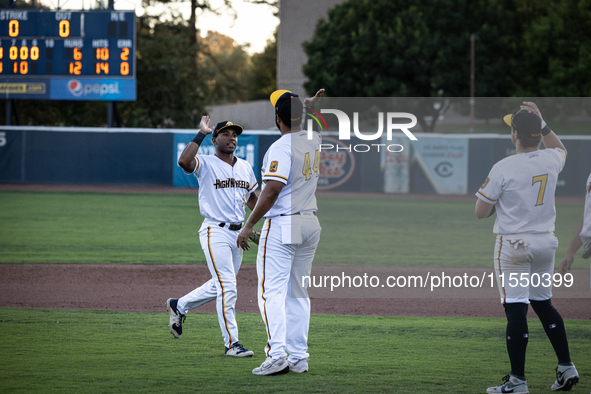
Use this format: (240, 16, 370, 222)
(0, 126, 589, 197)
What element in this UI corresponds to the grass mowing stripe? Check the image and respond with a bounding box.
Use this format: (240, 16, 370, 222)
(0, 308, 589, 393)
(0, 191, 585, 268)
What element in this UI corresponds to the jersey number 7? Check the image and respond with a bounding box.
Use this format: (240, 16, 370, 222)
(532, 174, 548, 206)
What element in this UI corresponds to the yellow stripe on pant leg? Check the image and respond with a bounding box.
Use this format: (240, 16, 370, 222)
(497, 235, 506, 304)
(208, 227, 233, 346)
(260, 219, 272, 357)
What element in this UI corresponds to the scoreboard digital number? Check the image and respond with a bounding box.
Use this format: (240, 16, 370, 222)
(0, 9, 136, 101)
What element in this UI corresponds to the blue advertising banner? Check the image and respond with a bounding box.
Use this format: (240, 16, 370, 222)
(413, 137, 469, 194)
(173, 133, 259, 188)
(49, 78, 136, 101)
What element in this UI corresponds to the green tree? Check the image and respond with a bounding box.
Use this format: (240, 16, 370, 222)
(302, 0, 591, 130)
(514, 0, 591, 97)
(246, 29, 277, 101)
(119, 13, 204, 128)
(303, 0, 520, 131)
(199, 31, 251, 104)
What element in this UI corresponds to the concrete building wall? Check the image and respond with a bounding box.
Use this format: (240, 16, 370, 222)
(208, 0, 345, 124)
(277, 0, 345, 95)
(206, 100, 276, 130)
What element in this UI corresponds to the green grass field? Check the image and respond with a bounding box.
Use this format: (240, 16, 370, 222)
(1, 308, 589, 393)
(1, 190, 589, 393)
(0, 190, 586, 268)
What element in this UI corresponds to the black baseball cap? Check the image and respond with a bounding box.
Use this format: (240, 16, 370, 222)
(270, 89, 303, 127)
(213, 121, 243, 138)
(503, 110, 542, 138)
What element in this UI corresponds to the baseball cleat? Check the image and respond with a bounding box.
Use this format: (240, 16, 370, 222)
(487, 374, 529, 393)
(225, 342, 254, 357)
(288, 358, 308, 373)
(165, 298, 186, 338)
(582, 240, 591, 259)
(252, 357, 289, 376)
(551, 363, 579, 391)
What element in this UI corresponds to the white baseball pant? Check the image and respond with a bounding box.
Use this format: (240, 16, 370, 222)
(493, 232, 558, 304)
(177, 219, 243, 348)
(580, 173, 591, 245)
(256, 213, 321, 363)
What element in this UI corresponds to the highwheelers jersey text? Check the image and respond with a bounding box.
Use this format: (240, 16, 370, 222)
(187, 154, 258, 223)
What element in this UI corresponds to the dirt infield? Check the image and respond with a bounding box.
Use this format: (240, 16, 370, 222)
(1, 264, 589, 319)
(1, 183, 588, 319)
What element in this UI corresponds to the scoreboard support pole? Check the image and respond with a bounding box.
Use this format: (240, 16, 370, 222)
(107, 0, 115, 127)
(5, 100, 11, 126)
(5, 100, 19, 126)
(107, 102, 114, 127)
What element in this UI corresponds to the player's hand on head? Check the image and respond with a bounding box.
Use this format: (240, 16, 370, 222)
(304, 88, 325, 107)
(521, 101, 544, 122)
(558, 254, 574, 276)
(199, 115, 213, 135)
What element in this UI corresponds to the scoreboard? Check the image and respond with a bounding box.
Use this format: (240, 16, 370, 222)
(0, 9, 136, 101)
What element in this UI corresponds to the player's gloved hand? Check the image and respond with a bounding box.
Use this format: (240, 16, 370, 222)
(249, 228, 262, 245)
(508, 239, 529, 249)
(559, 253, 574, 276)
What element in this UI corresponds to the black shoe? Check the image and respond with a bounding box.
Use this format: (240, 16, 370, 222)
(225, 342, 254, 357)
(166, 298, 186, 338)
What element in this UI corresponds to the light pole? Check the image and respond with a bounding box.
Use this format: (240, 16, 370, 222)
(470, 33, 476, 133)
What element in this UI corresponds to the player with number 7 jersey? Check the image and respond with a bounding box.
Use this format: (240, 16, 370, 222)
(475, 102, 578, 393)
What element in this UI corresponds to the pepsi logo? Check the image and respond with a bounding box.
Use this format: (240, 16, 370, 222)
(68, 80, 83, 97)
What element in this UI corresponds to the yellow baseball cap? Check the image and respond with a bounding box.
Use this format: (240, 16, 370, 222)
(270, 89, 293, 107)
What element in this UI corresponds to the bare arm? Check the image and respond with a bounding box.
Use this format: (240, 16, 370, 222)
(559, 213, 585, 275)
(521, 101, 567, 155)
(303, 88, 325, 107)
(178, 116, 213, 173)
(246, 192, 258, 211)
(236, 180, 285, 250)
(475, 198, 495, 219)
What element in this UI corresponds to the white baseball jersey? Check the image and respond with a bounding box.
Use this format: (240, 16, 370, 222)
(256, 128, 323, 362)
(580, 172, 591, 244)
(177, 152, 257, 349)
(476, 147, 566, 234)
(186, 155, 258, 223)
(261, 130, 321, 217)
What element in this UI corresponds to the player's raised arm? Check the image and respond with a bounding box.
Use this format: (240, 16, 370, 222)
(521, 102, 567, 155)
(178, 116, 213, 173)
(303, 88, 325, 108)
(303, 89, 326, 133)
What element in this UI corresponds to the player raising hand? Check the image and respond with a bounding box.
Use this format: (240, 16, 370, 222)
(166, 116, 258, 358)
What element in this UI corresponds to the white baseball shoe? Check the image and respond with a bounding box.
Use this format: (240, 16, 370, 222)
(551, 363, 579, 391)
(487, 374, 529, 393)
(288, 358, 308, 373)
(165, 298, 186, 338)
(225, 342, 254, 357)
(252, 357, 289, 376)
